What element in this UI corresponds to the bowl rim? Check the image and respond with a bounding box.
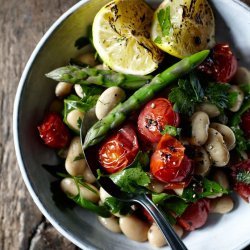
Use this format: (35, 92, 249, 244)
(13, 0, 250, 249)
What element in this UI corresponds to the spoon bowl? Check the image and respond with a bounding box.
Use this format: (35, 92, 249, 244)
(80, 120, 188, 250)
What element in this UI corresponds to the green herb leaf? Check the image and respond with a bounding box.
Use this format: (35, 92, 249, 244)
(104, 197, 132, 215)
(157, 6, 171, 36)
(161, 125, 181, 137)
(240, 83, 250, 95)
(73, 153, 85, 162)
(182, 178, 229, 202)
(169, 77, 201, 115)
(110, 166, 150, 194)
(154, 36, 162, 44)
(189, 72, 204, 101)
(236, 170, 250, 184)
(70, 193, 110, 217)
(228, 91, 238, 108)
(231, 126, 249, 154)
(152, 193, 176, 204)
(205, 83, 230, 110)
(164, 198, 189, 216)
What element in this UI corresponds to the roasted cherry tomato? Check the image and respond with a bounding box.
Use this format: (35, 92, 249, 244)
(150, 134, 193, 184)
(241, 109, 250, 138)
(38, 112, 71, 149)
(231, 159, 250, 203)
(198, 43, 237, 83)
(178, 199, 210, 231)
(138, 98, 179, 143)
(98, 124, 139, 174)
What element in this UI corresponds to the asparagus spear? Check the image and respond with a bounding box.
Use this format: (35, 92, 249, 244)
(84, 50, 210, 149)
(46, 66, 152, 90)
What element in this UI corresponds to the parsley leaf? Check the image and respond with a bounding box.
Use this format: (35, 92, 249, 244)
(152, 193, 188, 216)
(169, 74, 203, 115)
(164, 198, 189, 216)
(157, 6, 171, 36)
(181, 178, 229, 202)
(231, 126, 249, 154)
(104, 197, 132, 215)
(110, 167, 151, 194)
(236, 170, 250, 184)
(205, 83, 230, 110)
(70, 193, 110, 217)
(61, 175, 110, 217)
(161, 125, 181, 137)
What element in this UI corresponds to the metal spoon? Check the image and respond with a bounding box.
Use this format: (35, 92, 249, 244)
(80, 114, 188, 250)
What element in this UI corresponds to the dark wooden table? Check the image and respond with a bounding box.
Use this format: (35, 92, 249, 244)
(0, 0, 249, 250)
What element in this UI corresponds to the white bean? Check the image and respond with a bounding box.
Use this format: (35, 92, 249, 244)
(98, 216, 121, 233)
(190, 111, 210, 146)
(196, 103, 220, 118)
(210, 195, 234, 214)
(205, 128, 229, 167)
(74, 84, 85, 99)
(60, 177, 99, 203)
(210, 123, 236, 150)
(119, 215, 149, 242)
(193, 147, 211, 176)
(148, 223, 166, 247)
(229, 85, 244, 112)
(148, 223, 183, 248)
(55, 82, 72, 97)
(76, 52, 98, 67)
(100, 187, 111, 204)
(213, 170, 230, 190)
(65, 137, 87, 176)
(83, 166, 96, 184)
(66, 109, 85, 132)
(95, 87, 126, 120)
(233, 67, 250, 85)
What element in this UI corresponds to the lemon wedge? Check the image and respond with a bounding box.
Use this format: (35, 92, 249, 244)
(92, 0, 164, 75)
(151, 0, 215, 58)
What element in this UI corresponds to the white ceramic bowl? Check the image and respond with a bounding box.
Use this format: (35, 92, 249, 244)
(13, 0, 250, 249)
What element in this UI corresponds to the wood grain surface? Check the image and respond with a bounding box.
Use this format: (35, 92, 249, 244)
(0, 0, 249, 250)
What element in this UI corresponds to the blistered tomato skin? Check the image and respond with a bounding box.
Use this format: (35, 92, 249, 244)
(138, 98, 179, 143)
(241, 110, 250, 138)
(98, 124, 139, 174)
(38, 112, 71, 149)
(178, 199, 210, 231)
(198, 43, 237, 83)
(150, 134, 193, 184)
(231, 159, 250, 203)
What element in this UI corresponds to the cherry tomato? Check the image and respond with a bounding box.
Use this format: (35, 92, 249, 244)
(178, 199, 210, 231)
(98, 124, 139, 174)
(150, 134, 193, 184)
(37, 112, 71, 149)
(231, 159, 250, 203)
(198, 43, 237, 83)
(241, 109, 250, 138)
(138, 98, 179, 143)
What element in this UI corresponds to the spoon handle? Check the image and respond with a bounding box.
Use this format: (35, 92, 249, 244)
(136, 194, 188, 250)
